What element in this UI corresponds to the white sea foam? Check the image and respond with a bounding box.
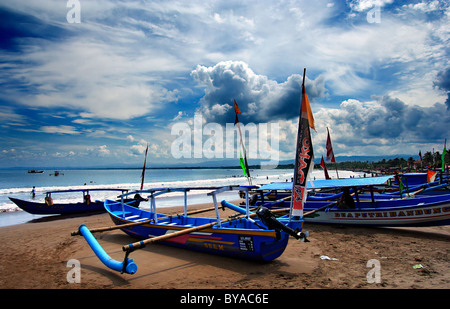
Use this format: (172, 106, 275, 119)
(0, 169, 364, 213)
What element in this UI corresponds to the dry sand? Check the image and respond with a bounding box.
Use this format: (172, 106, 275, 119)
(0, 201, 448, 293)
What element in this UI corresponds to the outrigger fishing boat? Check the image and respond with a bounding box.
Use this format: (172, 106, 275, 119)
(72, 68, 316, 275)
(244, 176, 450, 227)
(9, 188, 139, 215)
(72, 186, 308, 274)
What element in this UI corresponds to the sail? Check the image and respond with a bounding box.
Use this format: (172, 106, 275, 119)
(291, 69, 314, 218)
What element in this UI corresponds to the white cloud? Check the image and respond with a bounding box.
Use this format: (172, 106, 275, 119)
(405, 1, 441, 12)
(40, 125, 80, 135)
(348, 0, 394, 12)
(98, 145, 110, 156)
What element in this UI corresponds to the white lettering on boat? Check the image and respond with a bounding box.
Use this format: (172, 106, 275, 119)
(333, 206, 450, 219)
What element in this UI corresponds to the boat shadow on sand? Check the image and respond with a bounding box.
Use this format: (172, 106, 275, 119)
(77, 231, 300, 285)
(27, 211, 105, 224)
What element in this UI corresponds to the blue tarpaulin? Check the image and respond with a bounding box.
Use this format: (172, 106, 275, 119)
(257, 175, 393, 191)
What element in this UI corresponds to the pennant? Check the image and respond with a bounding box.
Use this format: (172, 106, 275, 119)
(240, 150, 249, 177)
(234, 100, 251, 183)
(427, 170, 437, 183)
(291, 69, 314, 217)
(326, 127, 335, 163)
(140, 143, 149, 190)
(394, 174, 403, 196)
(320, 156, 331, 180)
(234, 99, 242, 114)
(301, 86, 316, 132)
(442, 139, 447, 172)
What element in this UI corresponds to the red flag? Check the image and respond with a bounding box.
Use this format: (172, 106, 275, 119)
(320, 156, 331, 180)
(234, 99, 241, 114)
(326, 127, 335, 163)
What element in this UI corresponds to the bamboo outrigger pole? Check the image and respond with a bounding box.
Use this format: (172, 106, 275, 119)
(71, 203, 226, 236)
(121, 207, 293, 252)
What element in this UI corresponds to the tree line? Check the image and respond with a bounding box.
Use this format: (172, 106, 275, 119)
(315, 150, 449, 173)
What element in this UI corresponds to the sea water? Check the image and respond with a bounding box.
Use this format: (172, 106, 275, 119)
(0, 168, 361, 227)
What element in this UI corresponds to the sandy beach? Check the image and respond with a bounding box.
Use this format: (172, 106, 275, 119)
(0, 200, 448, 292)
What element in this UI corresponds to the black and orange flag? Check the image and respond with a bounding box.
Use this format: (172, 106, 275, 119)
(291, 68, 315, 217)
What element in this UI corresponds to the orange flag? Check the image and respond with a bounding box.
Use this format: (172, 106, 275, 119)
(301, 87, 315, 131)
(427, 170, 437, 183)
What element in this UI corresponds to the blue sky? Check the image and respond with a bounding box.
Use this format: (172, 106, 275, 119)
(0, 0, 449, 168)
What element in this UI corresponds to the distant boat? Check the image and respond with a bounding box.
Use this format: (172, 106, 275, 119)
(9, 188, 140, 215)
(28, 170, 44, 174)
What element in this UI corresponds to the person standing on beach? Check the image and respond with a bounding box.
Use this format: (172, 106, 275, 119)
(31, 186, 36, 199)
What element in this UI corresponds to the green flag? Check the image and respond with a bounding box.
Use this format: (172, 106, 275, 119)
(442, 139, 447, 172)
(240, 151, 249, 177)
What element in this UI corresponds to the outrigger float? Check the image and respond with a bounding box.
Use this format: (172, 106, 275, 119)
(71, 186, 308, 274)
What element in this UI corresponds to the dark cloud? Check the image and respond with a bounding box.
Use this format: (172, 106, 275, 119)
(191, 61, 326, 124)
(330, 95, 450, 145)
(433, 67, 450, 109)
(0, 7, 68, 52)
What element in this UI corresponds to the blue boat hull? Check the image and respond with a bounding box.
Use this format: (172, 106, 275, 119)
(105, 200, 303, 261)
(257, 194, 450, 227)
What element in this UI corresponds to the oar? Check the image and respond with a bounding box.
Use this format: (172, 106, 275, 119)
(122, 207, 291, 252)
(71, 204, 225, 236)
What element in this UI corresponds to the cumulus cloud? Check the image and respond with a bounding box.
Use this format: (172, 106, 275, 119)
(191, 61, 326, 124)
(315, 96, 450, 155)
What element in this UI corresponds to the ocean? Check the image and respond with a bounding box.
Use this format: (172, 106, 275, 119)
(0, 168, 360, 227)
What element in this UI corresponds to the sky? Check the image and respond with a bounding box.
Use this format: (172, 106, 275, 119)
(0, 0, 449, 168)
